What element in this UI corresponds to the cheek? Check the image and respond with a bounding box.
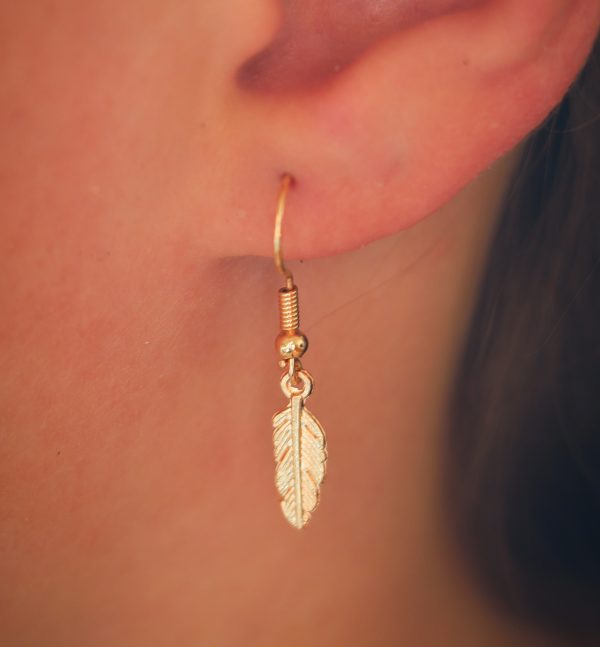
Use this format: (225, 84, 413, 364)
(0, 0, 238, 538)
(0, 2, 181, 393)
(0, 0, 240, 266)
(0, 0, 247, 393)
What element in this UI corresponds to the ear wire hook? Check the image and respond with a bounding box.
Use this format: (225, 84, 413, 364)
(274, 173, 295, 290)
(270, 172, 327, 529)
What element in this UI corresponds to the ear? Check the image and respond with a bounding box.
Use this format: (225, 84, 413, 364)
(212, 0, 600, 258)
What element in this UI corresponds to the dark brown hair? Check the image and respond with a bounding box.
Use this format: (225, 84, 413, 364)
(447, 39, 600, 643)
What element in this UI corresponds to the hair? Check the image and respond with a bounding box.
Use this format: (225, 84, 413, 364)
(447, 38, 600, 644)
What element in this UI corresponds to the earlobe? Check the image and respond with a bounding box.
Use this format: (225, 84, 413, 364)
(226, 1, 600, 259)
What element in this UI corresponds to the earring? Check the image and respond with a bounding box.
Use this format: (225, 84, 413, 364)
(272, 173, 327, 529)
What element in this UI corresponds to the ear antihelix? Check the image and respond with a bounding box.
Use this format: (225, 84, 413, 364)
(237, 0, 486, 93)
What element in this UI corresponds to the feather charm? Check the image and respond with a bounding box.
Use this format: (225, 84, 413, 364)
(273, 370, 327, 529)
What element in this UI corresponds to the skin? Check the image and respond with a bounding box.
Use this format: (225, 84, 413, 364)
(0, 1, 599, 645)
(238, 0, 485, 91)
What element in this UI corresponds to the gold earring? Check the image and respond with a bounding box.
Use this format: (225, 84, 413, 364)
(272, 173, 327, 529)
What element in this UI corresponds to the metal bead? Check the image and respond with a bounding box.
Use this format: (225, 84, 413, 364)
(275, 331, 308, 359)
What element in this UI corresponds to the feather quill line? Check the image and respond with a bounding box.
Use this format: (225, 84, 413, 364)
(291, 394, 303, 526)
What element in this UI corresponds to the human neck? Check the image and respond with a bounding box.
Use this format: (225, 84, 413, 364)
(184, 144, 552, 645)
(4, 142, 556, 645)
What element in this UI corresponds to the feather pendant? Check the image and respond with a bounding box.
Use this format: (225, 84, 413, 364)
(273, 393, 327, 529)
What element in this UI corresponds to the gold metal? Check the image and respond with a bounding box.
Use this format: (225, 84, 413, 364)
(271, 173, 327, 529)
(275, 330, 308, 360)
(273, 370, 327, 529)
(278, 286, 300, 331)
(274, 177, 306, 361)
(274, 173, 294, 290)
